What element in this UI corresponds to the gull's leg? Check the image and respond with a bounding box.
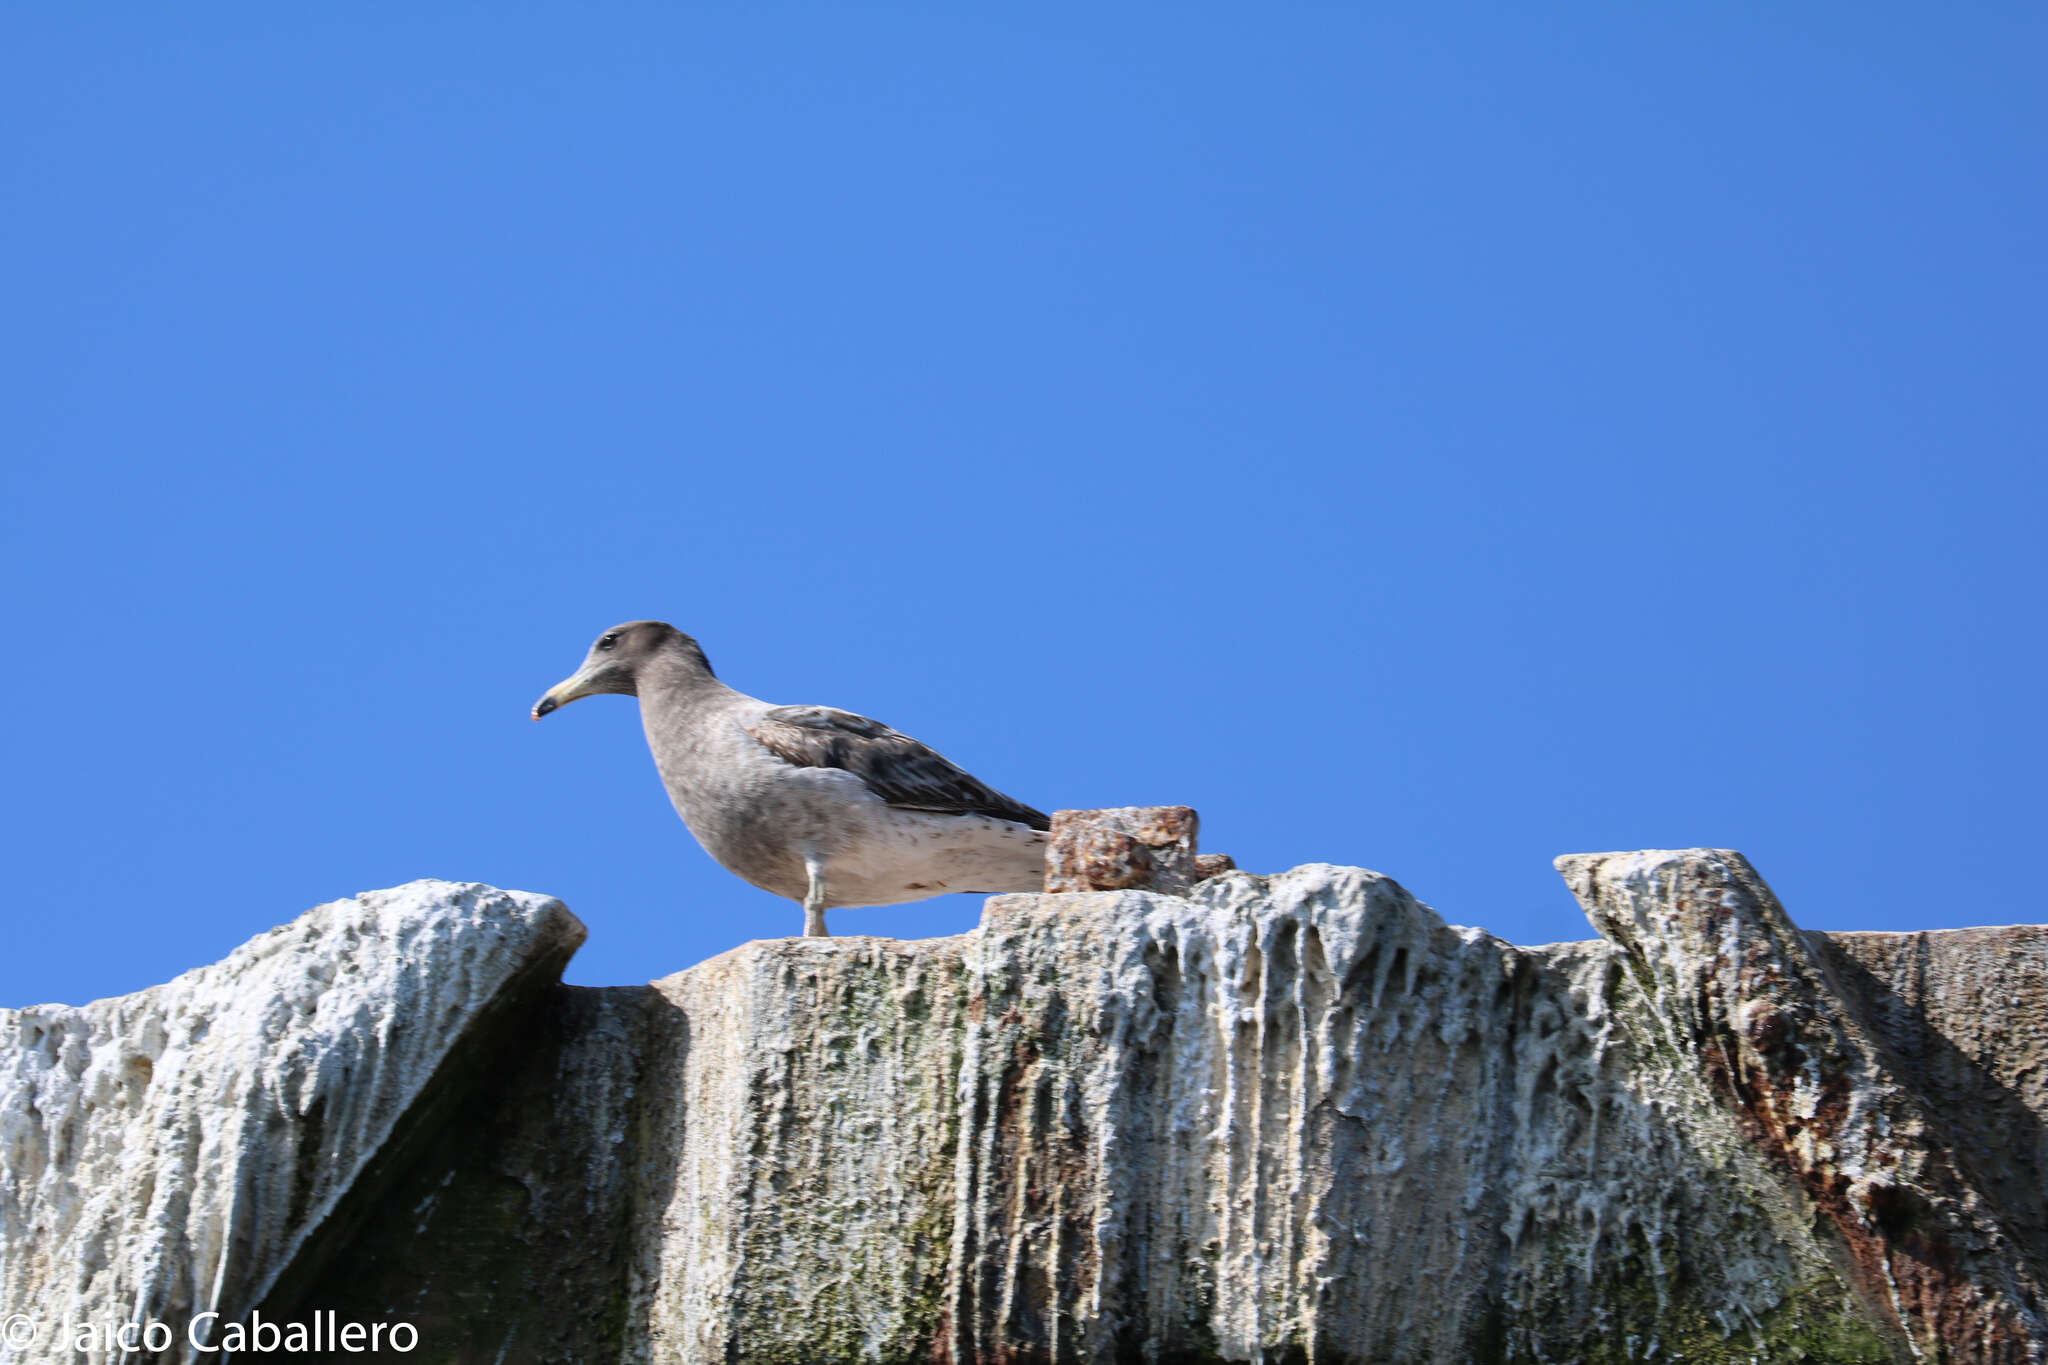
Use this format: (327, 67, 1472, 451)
(801, 851, 832, 938)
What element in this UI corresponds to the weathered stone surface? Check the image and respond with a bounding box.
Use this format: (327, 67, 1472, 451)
(285, 862, 1916, 1362)
(1561, 850, 2048, 1364)
(13, 833, 2048, 1364)
(1046, 806, 1226, 895)
(0, 880, 584, 1365)
(276, 980, 653, 1362)
(279, 940, 973, 1365)
(1816, 923, 2048, 1272)
(944, 868, 1882, 1364)
(635, 932, 977, 1363)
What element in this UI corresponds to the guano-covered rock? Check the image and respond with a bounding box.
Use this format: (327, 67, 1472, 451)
(2, 830, 2042, 1364)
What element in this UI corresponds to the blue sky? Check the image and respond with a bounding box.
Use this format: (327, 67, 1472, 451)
(3, 6, 2041, 1007)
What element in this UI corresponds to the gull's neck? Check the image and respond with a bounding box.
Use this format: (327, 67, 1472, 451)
(636, 649, 739, 717)
(636, 650, 746, 809)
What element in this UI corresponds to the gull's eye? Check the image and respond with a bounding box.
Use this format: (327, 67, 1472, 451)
(598, 634, 619, 650)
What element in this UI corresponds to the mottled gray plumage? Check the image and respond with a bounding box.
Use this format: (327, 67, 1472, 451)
(533, 621, 1049, 936)
(744, 706, 1051, 830)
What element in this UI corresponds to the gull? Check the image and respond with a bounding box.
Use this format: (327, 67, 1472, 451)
(532, 620, 1050, 936)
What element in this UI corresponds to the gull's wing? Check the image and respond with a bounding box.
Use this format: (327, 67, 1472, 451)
(743, 705, 1051, 830)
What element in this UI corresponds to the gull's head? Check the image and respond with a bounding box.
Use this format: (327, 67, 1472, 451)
(532, 620, 710, 719)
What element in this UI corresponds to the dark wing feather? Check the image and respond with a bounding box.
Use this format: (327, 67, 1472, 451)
(744, 705, 1051, 830)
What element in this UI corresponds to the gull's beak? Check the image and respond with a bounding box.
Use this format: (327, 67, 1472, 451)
(531, 670, 597, 721)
